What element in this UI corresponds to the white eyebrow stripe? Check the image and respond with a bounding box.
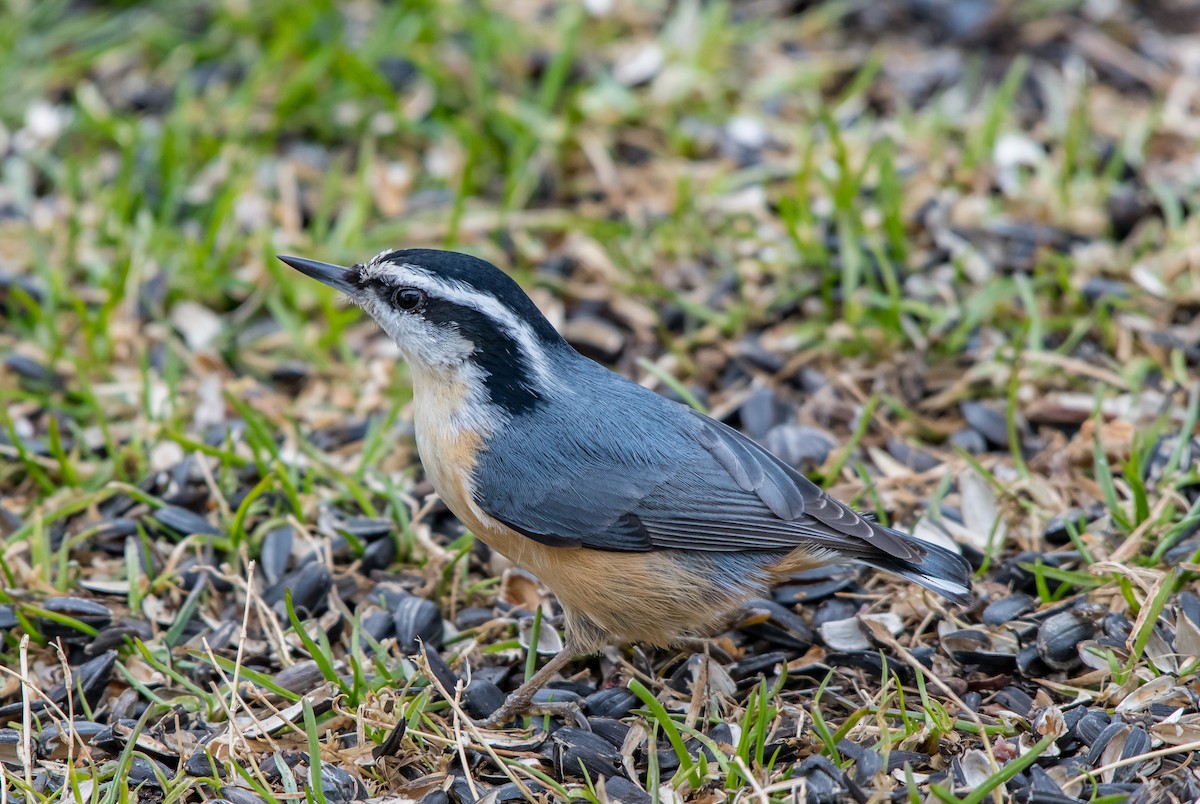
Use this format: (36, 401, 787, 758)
(372, 260, 555, 393)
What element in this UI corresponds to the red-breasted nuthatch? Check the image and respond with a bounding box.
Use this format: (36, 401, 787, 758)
(279, 249, 971, 727)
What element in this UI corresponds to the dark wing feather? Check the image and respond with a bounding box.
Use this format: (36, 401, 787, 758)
(694, 415, 806, 520)
(679, 413, 924, 562)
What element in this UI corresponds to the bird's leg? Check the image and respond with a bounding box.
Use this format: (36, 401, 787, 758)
(477, 646, 577, 728)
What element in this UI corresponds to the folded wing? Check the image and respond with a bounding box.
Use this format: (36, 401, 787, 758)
(477, 407, 928, 565)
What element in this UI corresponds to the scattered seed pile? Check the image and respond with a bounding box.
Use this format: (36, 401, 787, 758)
(2, 1, 1200, 802)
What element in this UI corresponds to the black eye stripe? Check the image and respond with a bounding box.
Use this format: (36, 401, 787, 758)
(422, 297, 542, 415)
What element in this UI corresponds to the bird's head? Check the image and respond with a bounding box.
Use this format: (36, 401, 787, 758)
(279, 249, 569, 416)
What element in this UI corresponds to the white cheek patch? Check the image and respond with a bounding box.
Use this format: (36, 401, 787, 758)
(365, 298, 473, 368)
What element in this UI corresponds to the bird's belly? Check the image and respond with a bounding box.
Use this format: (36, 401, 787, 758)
(535, 548, 751, 649)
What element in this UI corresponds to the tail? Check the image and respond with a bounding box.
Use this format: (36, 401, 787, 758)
(859, 529, 973, 605)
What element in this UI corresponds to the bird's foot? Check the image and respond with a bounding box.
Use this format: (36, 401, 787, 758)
(477, 695, 578, 729)
(475, 647, 580, 729)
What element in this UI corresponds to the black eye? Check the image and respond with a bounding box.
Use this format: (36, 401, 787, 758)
(392, 287, 425, 311)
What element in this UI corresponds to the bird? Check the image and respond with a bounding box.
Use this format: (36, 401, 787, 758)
(278, 249, 972, 727)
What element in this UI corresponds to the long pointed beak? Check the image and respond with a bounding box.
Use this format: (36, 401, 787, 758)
(277, 255, 358, 295)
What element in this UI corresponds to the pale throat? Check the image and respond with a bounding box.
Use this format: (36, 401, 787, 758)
(408, 359, 503, 441)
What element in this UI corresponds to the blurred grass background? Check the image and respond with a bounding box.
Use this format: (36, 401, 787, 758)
(3, 0, 1200, 800)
